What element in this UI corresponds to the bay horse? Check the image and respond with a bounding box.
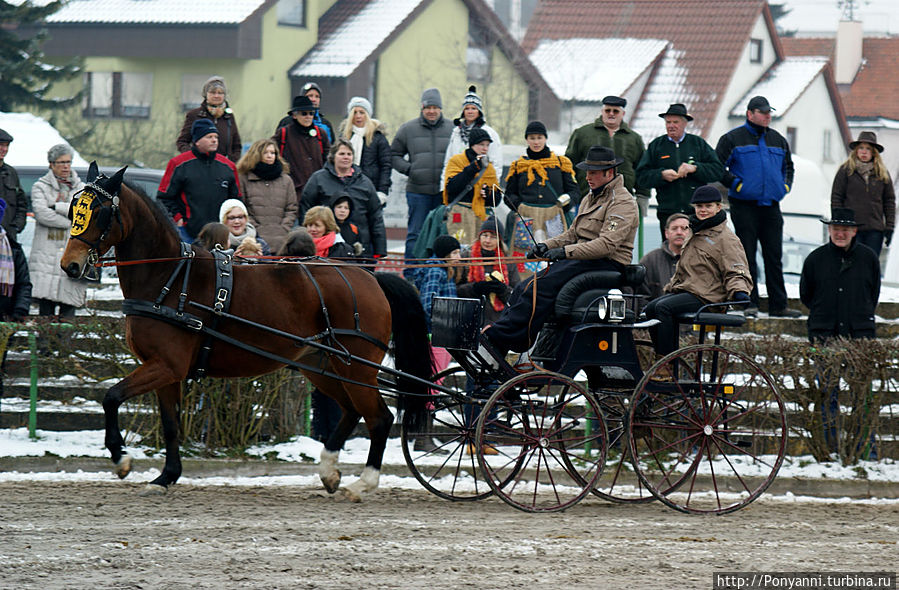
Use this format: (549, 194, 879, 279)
(60, 164, 432, 499)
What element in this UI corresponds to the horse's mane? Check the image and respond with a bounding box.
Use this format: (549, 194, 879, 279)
(121, 181, 181, 248)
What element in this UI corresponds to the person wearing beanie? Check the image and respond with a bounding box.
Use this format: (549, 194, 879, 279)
(565, 95, 649, 210)
(442, 85, 503, 181)
(176, 75, 242, 162)
(0, 128, 29, 243)
(441, 126, 500, 245)
(273, 94, 331, 203)
(338, 96, 392, 202)
(636, 103, 725, 241)
(715, 95, 799, 318)
(159, 119, 241, 241)
(456, 215, 520, 323)
(504, 120, 579, 262)
(412, 233, 463, 333)
(643, 185, 752, 359)
(219, 198, 270, 257)
(391, 87, 453, 274)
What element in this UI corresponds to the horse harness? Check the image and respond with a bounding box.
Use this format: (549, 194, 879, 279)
(69, 180, 123, 272)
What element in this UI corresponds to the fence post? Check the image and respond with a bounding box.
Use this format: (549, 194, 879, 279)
(28, 330, 38, 440)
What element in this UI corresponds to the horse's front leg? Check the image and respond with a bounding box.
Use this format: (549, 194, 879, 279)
(102, 362, 181, 481)
(142, 382, 183, 495)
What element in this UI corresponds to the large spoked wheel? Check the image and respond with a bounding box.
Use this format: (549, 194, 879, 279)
(590, 392, 657, 503)
(401, 366, 496, 501)
(628, 344, 787, 515)
(475, 370, 608, 513)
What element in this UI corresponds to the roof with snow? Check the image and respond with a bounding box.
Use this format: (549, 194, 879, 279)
(729, 57, 830, 118)
(45, 0, 268, 25)
(529, 38, 667, 102)
(522, 0, 779, 139)
(0, 112, 88, 167)
(291, 0, 423, 78)
(777, 0, 899, 36)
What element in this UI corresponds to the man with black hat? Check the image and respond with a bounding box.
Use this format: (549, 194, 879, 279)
(391, 87, 453, 272)
(274, 82, 335, 143)
(565, 96, 649, 211)
(716, 95, 798, 317)
(0, 129, 29, 244)
(158, 118, 241, 241)
(274, 94, 331, 203)
(636, 103, 724, 240)
(484, 146, 638, 354)
(800, 207, 880, 343)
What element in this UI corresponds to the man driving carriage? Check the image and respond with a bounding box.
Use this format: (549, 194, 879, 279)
(484, 145, 638, 355)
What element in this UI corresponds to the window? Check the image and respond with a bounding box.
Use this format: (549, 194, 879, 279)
(83, 72, 152, 119)
(749, 39, 763, 64)
(277, 0, 305, 27)
(823, 129, 832, 162)
(181, 74, 214, 111)
(786, 126, 798, 151)
(467, 12, 493, 82)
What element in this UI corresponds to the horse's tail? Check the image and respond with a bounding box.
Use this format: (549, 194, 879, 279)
(375, 272, 434, 430)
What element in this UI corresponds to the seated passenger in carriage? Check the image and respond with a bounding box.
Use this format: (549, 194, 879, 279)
(456, 216, 520, 325)
(483, 146, 639, 355)
(643, 185, 752, 357)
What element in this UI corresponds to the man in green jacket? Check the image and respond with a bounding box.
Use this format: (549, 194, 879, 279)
(565, 96, 648, 212)
(635, 103, 724, 240)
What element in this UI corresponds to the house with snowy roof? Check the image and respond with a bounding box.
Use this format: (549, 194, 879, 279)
(26, 0, 555, 169)
(523, 0, 851, 189)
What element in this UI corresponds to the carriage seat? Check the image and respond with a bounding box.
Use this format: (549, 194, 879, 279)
(675, 310, 745, 328)
(553, 265, 646, 323)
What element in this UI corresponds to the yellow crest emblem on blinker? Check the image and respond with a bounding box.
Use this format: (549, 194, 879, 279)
(70, 192, 94, 236)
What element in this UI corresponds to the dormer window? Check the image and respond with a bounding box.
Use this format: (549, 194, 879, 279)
(749, 38, 763, 64)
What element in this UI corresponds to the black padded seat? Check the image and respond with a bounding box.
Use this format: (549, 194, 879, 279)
(676, 311, 745, 328)
(554, 265, 645, 321)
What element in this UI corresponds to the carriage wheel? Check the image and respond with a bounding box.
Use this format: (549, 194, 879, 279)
(588, 393, 657, 503)
(401, 366, 497, 501)
(628, 344, 787, 515)
(475, 371, 608, 513)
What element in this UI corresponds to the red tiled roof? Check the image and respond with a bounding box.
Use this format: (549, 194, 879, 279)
(521, 0, 776, 136)
(782, 36, 899, 120)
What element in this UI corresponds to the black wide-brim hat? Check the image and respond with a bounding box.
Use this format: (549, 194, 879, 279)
(288, 94, 316, 115)
(658, 103, 693, 121)
(575, 145, 625, 171)
(849, 130, 884, 153)
(821, 207, 860, 226)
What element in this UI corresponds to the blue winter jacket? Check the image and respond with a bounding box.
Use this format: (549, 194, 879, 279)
(715, 121, 794, 207)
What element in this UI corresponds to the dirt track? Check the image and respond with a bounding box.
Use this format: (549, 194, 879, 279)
(1, 480, 896, 590)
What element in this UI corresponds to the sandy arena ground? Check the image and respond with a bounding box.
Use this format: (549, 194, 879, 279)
(1, 479, 896, 589)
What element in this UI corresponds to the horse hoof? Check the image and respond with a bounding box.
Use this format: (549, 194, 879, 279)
(321, 469, 341, 494)
(139, 484, 167, 497)
(342, 488, 363, 503)
(114, 454, 132, 479)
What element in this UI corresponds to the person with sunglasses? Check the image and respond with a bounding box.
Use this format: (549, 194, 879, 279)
(565, 95, 649, 212)
(273, 95, 331, 203)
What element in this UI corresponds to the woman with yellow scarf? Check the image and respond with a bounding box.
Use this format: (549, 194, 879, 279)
(442, 128, 500, 245)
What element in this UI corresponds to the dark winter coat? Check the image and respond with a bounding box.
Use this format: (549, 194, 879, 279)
(176, 101, 242, 163)
(638, 241, 680, 300)
(831, 165, 896, 232)
(565, 119, 648, 201)
(715, 120, 794, 206)
(358, 129, 393, 194)
(504, 150, 579, 208)
(276, 112, 335, 144)
(0, 162, 29, 243)
(300, 162, 387, 257)
(799, 240, 880, 342)
(636, 133, 725, 216)
(0, 237, 32, 320)
(157, 148, 241, 239)
(329, 194, 363, 255)
(273, 120, 331, 203)
(239, 170, 298, 254)
(391, 113, 453, 195)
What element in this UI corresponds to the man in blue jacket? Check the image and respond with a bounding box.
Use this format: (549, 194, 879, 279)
(715, 96, 800, 318)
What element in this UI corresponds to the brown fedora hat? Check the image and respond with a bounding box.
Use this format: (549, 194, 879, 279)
(849, 130, 884, 153)
(575, 145, 625, 171)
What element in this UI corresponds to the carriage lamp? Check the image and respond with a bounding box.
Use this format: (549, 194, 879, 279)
(596, 289, 627, 323)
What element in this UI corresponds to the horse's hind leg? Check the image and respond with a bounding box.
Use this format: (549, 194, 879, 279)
(142, 383, 183, 495)
(342, 389, 394, 503)
(320, 406, 361, 494)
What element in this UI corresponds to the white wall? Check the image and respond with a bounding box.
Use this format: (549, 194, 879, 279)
(777, 74, 844, 183)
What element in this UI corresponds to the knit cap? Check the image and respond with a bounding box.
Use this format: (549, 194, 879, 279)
(191, 118, 218, 143)
(431, 235, 460, 259)
(421, 88, 442, 109)
(461, 85, 484, 115)
(347, 96, 372, 116)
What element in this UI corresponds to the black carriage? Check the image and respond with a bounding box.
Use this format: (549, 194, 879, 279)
(401, 265, 788, 514)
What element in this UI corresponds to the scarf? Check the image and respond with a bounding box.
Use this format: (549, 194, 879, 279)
(468, 243, 508, 312)
(252, 160, 283, 181)
(505, 151, 574, 188)
(689, 209, 728, 233)
(0, 228, 14, 297)
(856, 160, 874, 184)
(313, 232, 337, 257)
(351, 126, 365, 166)
(458, 121, 475, 145)
(227, 224, 258, 249)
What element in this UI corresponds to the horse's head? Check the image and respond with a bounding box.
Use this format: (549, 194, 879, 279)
(60, 162, 128, 279)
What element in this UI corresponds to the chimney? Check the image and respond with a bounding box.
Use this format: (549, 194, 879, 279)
(834, 20, 863, 84)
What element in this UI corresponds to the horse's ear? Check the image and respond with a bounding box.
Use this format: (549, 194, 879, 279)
(87, 161, 99, 183)
(107, 166, 128, 196)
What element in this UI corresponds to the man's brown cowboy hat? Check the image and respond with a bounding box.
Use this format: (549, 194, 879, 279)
(575, 145, 625, 171)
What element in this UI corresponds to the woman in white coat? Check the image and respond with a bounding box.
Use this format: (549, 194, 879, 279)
(29, 144, 86, 318)
(442, 86, 503, 185)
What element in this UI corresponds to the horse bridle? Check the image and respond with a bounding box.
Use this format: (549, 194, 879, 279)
(68, 179, 122, 273)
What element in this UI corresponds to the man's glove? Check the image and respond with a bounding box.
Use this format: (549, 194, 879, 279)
(473, 280, 507, 297)
(545, 247, 566, 262)
(885, 230, 893, 247)
(376, 191, 388, 207)
(527, 243, 548, 259)
(733, 292, 751, 302)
